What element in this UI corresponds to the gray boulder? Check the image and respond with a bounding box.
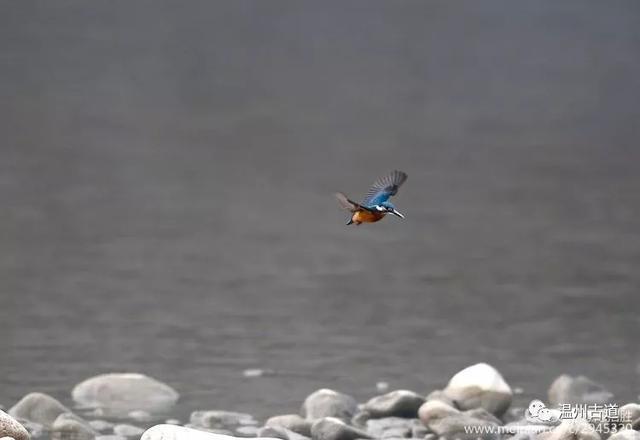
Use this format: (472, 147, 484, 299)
(302, 390, 358, 422)
(310, 417, 372, 440)
(365, 417, 414, 438)
(51, 413, 97, 440)
(190, 411, 257, 430)
(0, 410, 30, 440)
(418, 400, 499, 440)
(9, 393, 71, 428)
(350, 411, 370, 428)
(265, 415, 312, 436)
(442, 363, 512, 417)
(363, 391, 425, 419)
(259, 426, 310, 440)
(548, 375, 614, 406)
(410, 421, 428, 439)
(72, 373, 178, 414)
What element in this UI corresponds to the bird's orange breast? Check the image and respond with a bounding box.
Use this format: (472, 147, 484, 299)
(352, 209, 385, 224)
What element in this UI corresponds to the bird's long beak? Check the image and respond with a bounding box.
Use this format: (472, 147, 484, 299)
(390, 209, 405, 219)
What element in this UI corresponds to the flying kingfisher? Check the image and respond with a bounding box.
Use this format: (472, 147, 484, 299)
(335, 170, 408, 225)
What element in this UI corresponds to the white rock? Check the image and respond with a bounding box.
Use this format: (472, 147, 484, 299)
(112, 424, 144, 437)
(141, 424, 280, 440)
(443, 363, 512, 416)
(72, 373, 178, 414)
(9, 393, 72, 428)
(301, 390, 358, 422)
(376, 383, 389, 393)
(0, 410, 30, 440)
(164, 419, 181, 425)
(418, 400, 460, 425)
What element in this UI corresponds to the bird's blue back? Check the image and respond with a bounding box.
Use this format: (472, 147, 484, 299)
(362, 170, 408, 208)
(365, 192, 395, 207)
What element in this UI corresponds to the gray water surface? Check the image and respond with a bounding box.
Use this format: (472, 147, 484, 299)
(1, 0, 640, 421)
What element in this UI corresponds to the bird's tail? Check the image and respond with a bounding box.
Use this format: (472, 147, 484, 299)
(335, 192, 360, 212)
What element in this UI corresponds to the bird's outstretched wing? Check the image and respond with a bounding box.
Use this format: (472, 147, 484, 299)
(335, 192, 362, 212)
(362, 170, 408, 207)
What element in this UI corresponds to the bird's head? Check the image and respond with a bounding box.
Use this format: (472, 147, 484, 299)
(378, 202, 405, 219)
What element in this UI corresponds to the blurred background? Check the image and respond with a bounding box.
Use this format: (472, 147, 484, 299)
(1, 0, 639, 420)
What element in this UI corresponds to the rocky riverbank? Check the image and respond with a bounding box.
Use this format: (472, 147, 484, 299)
(1, 364, 638, 440)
